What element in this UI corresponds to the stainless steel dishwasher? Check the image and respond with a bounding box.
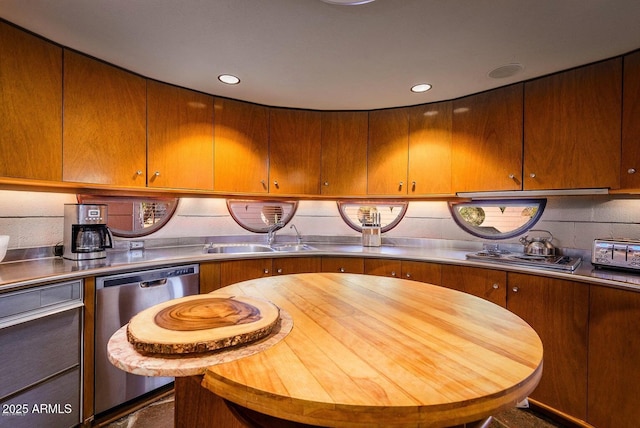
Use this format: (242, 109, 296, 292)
(94, 264, 199, 415)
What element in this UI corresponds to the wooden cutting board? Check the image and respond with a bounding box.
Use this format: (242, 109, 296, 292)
(127, 294, 280, 355)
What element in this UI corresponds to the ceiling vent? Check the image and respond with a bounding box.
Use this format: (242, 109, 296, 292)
(488, 63, 524, 79)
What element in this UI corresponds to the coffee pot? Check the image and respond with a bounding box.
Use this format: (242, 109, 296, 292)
(63, 204, 113, 260)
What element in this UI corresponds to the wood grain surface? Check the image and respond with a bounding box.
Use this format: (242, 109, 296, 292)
(127, 294, 280, 355)
(201, 273, 543, 427)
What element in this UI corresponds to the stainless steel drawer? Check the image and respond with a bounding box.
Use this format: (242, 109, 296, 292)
(0, 280, 82, 327)
(1, 367, 80, 428)
(0, 306, 81, 399)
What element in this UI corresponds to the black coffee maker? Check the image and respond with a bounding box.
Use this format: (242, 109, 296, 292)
(63, 204, 113, 260)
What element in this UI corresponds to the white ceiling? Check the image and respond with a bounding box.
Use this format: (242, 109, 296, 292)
(1, 0, 640, 111)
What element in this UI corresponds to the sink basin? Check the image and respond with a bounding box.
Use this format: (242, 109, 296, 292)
(272, 244, 316, 252)
(205, 244, 275, 254)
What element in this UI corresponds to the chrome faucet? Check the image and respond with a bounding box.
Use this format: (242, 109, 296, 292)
(266, 221, 284, 245)
(290, 224, 302, 244)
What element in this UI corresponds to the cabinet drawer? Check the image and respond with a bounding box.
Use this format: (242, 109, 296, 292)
(0, 280, 82, 324)
(0, 307, 81, 399)
(0, 367, 80, 428)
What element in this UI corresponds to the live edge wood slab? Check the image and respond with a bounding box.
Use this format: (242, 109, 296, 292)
(179, 273, 543, 428)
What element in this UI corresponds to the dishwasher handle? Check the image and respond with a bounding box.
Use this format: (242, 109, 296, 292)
(140, 278, 168, 288)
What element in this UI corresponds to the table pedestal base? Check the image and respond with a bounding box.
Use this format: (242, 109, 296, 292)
(175, 376, 493, 428)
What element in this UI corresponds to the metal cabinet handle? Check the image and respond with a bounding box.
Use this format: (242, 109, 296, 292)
(492, 283, 499, 289)
(261, 180, 267, 189)
(628, 168, 637, 174)
(398, 181, 403, 189)
(135, 170, 143, 176)
(154, 171, 160, 176)
(339, 267, 345, 273)
(406, 273, 412, 278)
(263, 269, 269, 274)
(411, 181, 416, 191)
(391, 271, 397, 277)
(277, 268, 283, 274)
(323, 181, 329, 186)
(512, 286, 519, 293)
(529, 173, 536, 178)
(274, 180, 279, 189)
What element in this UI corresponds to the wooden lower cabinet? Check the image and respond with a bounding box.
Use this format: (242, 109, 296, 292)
(363, 258, 441, 284)
(588, 285, 640, 428)
(507, 273, 588, 421)
(321, 257, 365, 274)
(218, 257, 321, 287)
(272, 257, 321, 275)
(364, 258, 403, 278)
(440, 265, 506, 307)
(219, 259, 272, 288)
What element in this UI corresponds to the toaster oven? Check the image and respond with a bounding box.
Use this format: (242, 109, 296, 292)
(592, 239, 640, 270)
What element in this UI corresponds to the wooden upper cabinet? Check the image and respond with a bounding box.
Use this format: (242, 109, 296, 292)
(147, 81, 214, 190)
(524, 58, 622, 190)
(214, 98, 269, 193)
(0, 22, 62, 181)
(63, 50, 146, 186)
(269, 108, 321, 195)
(408, 102, 453, 195)
(621, 51, 640, 190)
(367, 108, 409, 195)
(451, 84, 523, 193)
(320, 111, 368, 196)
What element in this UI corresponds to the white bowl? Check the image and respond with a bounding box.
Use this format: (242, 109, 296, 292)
(0, 235, 9, 262)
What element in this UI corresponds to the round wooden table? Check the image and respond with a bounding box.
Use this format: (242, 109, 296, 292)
(179, 273, 543, 428)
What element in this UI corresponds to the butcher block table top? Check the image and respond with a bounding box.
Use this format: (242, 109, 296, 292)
(200, 273, 544, 428)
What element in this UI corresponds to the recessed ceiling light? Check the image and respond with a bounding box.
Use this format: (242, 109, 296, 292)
(218, 74, 240, 85)
(411, 83, 432, 93)
(320, 0, 375, 5)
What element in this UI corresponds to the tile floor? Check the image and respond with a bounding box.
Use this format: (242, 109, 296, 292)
(105, 393, 566, 428)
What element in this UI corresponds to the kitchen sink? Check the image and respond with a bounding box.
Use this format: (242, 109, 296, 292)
(272, 244, 316, 252)
(204, 244, 275, 254)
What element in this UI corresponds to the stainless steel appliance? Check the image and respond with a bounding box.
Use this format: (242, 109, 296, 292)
(466, 249, 582, 271)
(94, 264, 199, 415)
(0, 280, 83, 428)
(592, 238, 640, 270)
(63, 204, 113, 260)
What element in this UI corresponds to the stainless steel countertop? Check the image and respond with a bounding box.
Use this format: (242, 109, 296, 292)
(1, 239, 639, 293)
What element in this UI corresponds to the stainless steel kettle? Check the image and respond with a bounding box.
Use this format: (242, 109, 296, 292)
(519, 229, 556, 256)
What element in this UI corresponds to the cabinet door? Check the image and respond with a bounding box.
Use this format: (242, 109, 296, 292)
(147, 81, 214, 190)
(621, 51, 640, 189)
(364, 258, 402, 278)
(588, 285, 640, 428)
(408, 102, 452, 195)
(321, 257, 365, 274)
(320, 111, 368, 196)
(367, 108, 409, 195)
(507, 273, 588, 420)
(524, 58, 622, 190)
(452, 85, 523, 193)
(401, 261, 441, 285)
(219, 259, 272, 287)
(441, 265, 506, 307)
(269, 108, 321, 195)
(63, 51, 146, 186)
(273, 257, 321, 275)
(0, 22, 62, 181)
(214, 98, 269, 193)
(199, 262, 221, 294)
